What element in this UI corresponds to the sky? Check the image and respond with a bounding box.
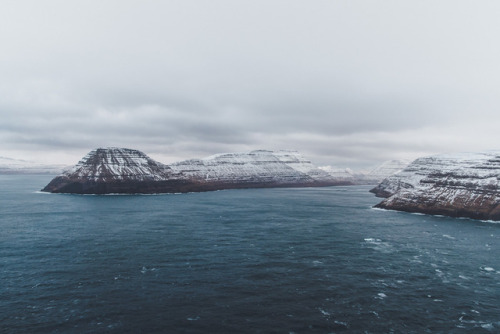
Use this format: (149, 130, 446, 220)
(2, 1, 500, 168)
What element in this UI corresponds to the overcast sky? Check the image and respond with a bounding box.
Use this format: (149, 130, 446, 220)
(2, 1, 500, 168)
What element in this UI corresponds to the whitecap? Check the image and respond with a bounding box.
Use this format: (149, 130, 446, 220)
(364, 238, 394, 253)
(376, 293, 387, 299)
(371, 207, 389, 212)
(333, 320, 349, 328)
(480, 219, 500, 224)
(480, 266, 495, 272)
(318, 308, 330, 316)
(364, 238, 381, 242)
(481, 323, 495, 331)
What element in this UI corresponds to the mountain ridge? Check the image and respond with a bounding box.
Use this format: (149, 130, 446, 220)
(42, 147, 350, 194)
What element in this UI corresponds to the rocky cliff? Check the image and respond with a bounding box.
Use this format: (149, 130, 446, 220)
(371, 151, 500, 221)
(42, 148, 348, 194)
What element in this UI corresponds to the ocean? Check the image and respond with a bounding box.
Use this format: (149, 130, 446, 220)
(1, 175, 499, 333)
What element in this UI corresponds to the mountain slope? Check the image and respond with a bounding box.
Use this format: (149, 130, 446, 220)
(170, 150, 337, 185)
(371, 151, 500, 221)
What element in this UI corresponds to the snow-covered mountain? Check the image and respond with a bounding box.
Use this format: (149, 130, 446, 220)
(0, 156, 64, 174)
(319, 159, 411, 185)
(318, 166, 363, 183)
(61, 148, 174, 181)
(170, 150, 335, 184)
(364, 159, 412, 183)
(42, 148, 183, 194)
(42, 148, 349, 194)
(371, 151, 500, 221)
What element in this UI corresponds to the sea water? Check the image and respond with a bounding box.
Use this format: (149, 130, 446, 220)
(1, 175, 499, 333)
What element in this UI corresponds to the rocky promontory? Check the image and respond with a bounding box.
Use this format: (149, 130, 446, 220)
(42, 148, 350, 194)
(371, 151, 500, 221)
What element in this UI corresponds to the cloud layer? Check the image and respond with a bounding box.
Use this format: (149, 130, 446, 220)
(2, 1, 500, 167)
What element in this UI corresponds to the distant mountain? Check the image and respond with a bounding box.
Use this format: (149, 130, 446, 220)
(319, 159, 411, 185)
(363, 159, 412, 183)
(42, 148, 350, 194)
(0, 156, 65, 174)
(371, 151, 500, 221)
(318, 166, 364, 183)
(170, 149, 336, 183)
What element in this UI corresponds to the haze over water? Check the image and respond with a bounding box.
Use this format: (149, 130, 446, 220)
(2, 175, 499, 333)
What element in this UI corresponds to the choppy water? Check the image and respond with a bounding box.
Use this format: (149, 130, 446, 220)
(1, 175, 499, 333)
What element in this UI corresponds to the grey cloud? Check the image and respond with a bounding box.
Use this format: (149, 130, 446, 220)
(2, 1, 500, 166)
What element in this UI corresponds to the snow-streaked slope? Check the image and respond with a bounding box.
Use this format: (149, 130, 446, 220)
(62, 147, 173, 182)
(170, 150, 336, 184)
(371, 151, 500, 221)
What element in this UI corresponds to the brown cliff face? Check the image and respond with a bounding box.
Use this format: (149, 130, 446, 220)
(372, 152, 500, 221)
(42, 148, 348, 194)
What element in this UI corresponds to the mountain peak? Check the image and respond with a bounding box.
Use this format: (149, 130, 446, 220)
(64, 147, 172, 182)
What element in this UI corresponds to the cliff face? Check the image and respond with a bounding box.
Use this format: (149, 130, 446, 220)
(42, 148, 347, 194)
(371, 152, 500, 221)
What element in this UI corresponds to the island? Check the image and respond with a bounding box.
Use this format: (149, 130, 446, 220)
(371, 151, 500, 221)
(42, 147, 350, 194)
